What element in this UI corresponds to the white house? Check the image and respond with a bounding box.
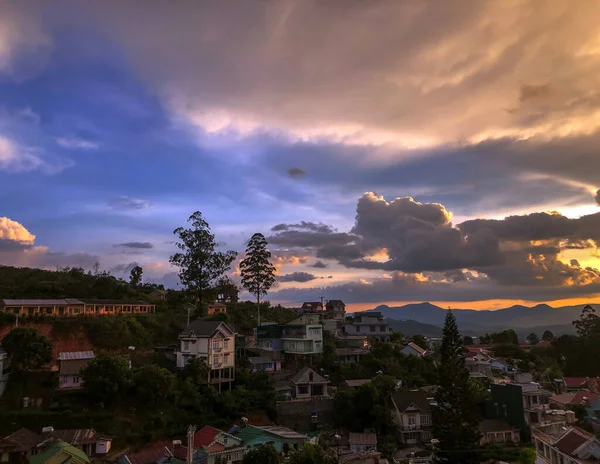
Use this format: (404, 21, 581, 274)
(343, 312, 391, 341)
(58, 351, 95, 390)
(391, 389, 433, 445)
(282, 323, 323, 355)
(176, 320, 236, 392)
(401, 342, 427, 357)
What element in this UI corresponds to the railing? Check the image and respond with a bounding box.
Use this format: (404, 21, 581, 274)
(213, 346, 222, 352)
(399, 424, 427, 431)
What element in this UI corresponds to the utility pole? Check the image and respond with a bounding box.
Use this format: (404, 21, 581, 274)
(186, 425, 196, 464)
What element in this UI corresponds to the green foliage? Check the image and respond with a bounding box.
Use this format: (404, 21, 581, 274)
(1, 327, 53, 372)
(527, 332, 539, 345)
(492, 343, 527, 360)
(288, 443, 337, 464)
(243, 444, 282, 464)
(170, 211, 237, 306)
(519, 447, 536, 464)
(130, 266, 143, 286)
(239, 233, 276, 307)
(433, 311, 481, 464)
(223, 301, 296, 335)
(490, 329, 519, 345)
(571, 404, 587, 423)
(133, 364, 177, 406)
(462, 335, 474, 345)
(542, 330, 554, 341)
(81, 353, 132, 406)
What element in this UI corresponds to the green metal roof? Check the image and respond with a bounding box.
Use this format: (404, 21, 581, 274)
(29, 440, 90, 464)
(235, 425, 266, 443)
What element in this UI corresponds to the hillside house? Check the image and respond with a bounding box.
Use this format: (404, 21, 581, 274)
(563, 377, 600, 393)
(325, 300, 346, 321)
(0, 299, 155, 317)
(193, 426, 245, 464)
(291, 367, 329, 398)
(0, 428, 42, 463)
(176, 321, 236, 391)
(301, 302, 323, 312)
(30, 440, 90, 464)
(533, 425, 600, 464)
(343, 312, 391, 342)
(58, 351, 95, 390)
(391, 390, 433, 445)
(41, 428, 112, 456)
(551, 391, 600, 419)
(348, 433, 377, 453)
(0, 348, 8, 397)
(400, 342, 426, 357)
(235, 425, 308, 452)
(207, 303, 226, 316)
(479, 419, 520, 445)
(282, 323, 323, 355)
(255, 324, 284, 359)
(150, 289, 167, 301)
(336, 348, 368, 364)
(288, 313, 322, 325)
(248, 357, 281, 373)
(118, 440, 188, 464)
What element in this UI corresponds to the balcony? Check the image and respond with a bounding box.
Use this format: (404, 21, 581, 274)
(213, 346, 222, 352)
(399, 424, 427, 431)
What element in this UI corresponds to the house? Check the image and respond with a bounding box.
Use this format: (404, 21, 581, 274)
(348, 433, 377, 453)
(341, 379, 371, 390)
(563, 377, 600, 393)
(282, 323, 323, 355)
(40, 429, 112, 456)
(301, 302, 323, 312)
(550, 390, 600, 419)
(291, 367, 329, 398)
(207, 303, 226, 316)
(176, 321, 236, 392)
(337, 334, 369, 349)
(193, 426, 245, 464)
(336, 348, 368, 364)
(30, 440, 90, 464)
(490, 358, 515, 374)
(57, 352, 95, 390)
(150, 289, 167, 301)
(324, 300, 346, 321)
(400, 342, 426, 357)
(119, 440, 188, 464)
(287, 313, 322, 325)
(0, 428, 42, 463)
(235, 425, 308, 452)
(479, 419, 520, 445)
(533, 425, 600, 464)
(0, 299, 155, 317)
(248, 357, 281, 373)
(465, 357, 492, 378)
(338, 451, 381, 464)
(255, 324, 284, 359)
(343, 312, 391, 342)
(0, 348, 8, 397)
(390, 390, 433, 445)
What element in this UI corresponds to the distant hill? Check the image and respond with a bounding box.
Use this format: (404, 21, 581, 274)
(369, 302, 587, 336)
(386, 318, 444, 337)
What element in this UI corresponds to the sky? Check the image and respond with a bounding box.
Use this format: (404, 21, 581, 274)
(1, 1, 600, 311)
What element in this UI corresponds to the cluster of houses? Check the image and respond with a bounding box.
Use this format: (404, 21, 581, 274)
(0, 299, 156, 317)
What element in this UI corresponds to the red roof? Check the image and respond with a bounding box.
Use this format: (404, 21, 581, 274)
(126, 441, 186, 464)
(572, 390, 599, 405)
(194, 426, 222, 448)
(206, 443, 225, 453)
(563, 377, 589, 389)
(555, 428, 592, 455)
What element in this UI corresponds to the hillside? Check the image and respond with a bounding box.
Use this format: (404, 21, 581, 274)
(386, 318, 444, 337)
(370, 302, 587, 335)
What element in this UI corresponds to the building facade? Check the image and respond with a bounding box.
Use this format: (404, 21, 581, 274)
(176, 321, 236, 392)
(282, 324, 323, 355)
(343, 312, 392, 341)
(0, 299, 155, 317)
(58, 351, 95, 390)
(391, 390, 433, 445)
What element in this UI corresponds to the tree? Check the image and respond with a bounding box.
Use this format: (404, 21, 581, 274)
(519, 447, 536, 464)
(213, 276, 239, 303)
(411, 334, 429, 350)
(239, 233, 276, 326)
(542, 330, 554, 341)
(243, 444, 282, 464)
(130, 265, 143, 286)
(81, 353, 132, 406)
(133, 364, 176, 406)
(462, 335, 474, 345)
(433, 311, 481, 464)
(526, 332, 539, 345)
(288, 443, 336, 464)
(179, 357, 210, 388)
(573, 305, 600, 339)
(169, 212, 237, 308)
(479, 333, 491, 344)
(490, 329, 519, 345)
(1, 328, 53, 372)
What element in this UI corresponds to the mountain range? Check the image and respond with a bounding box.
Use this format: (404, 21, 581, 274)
(367, 302, 589, 337)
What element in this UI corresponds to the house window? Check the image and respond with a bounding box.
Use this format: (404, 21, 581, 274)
(183, 341, 190, 351)
(380, 325, 386, 331)
(298, 384, 309, 395)
(408, 415, 416, 425)
(422, 431, 432, 440)
(224, 354, 229, 364)
(213, 341, 220, 350)
(420, 414, 429, 425)
(315, 341, 322, 350)
(73, 308, 80, 314)
(355, 326, 360, 332)
(73, 376, 80, 384)
(370, 325, 375, 332)
(224, 339, 229, 349)
(213, 355, 219, 365)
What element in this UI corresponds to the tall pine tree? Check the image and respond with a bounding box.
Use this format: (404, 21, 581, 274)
(433, 311, 481, 464)
(239, 233, 276, 326)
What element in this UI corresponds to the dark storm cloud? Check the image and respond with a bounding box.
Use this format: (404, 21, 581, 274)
(0, 238, 33, 251)
(110, 262, 139, 275)
(310, 260, 327, 268)
(278, 271, 318, 283)
(113, 242, 154, 249)
(287, 167, 307, 178)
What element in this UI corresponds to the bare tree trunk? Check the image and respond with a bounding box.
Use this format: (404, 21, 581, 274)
(257, 294, 261, 327)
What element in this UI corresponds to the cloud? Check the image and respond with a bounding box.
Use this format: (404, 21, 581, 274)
(596, 189, 600, 206)
(287, 167, 307, 178)
(113, 242, 154, 249)
(0, 6, 49, 73)
(108, 196, 151, 210)
(0, 217, 35, 246)
(278, 271, 318, 283)
(110, 262, 139, 275)
(310, 260, 327, 268)
(55, 137, 99, 150)
(0, 135, 43, 172)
